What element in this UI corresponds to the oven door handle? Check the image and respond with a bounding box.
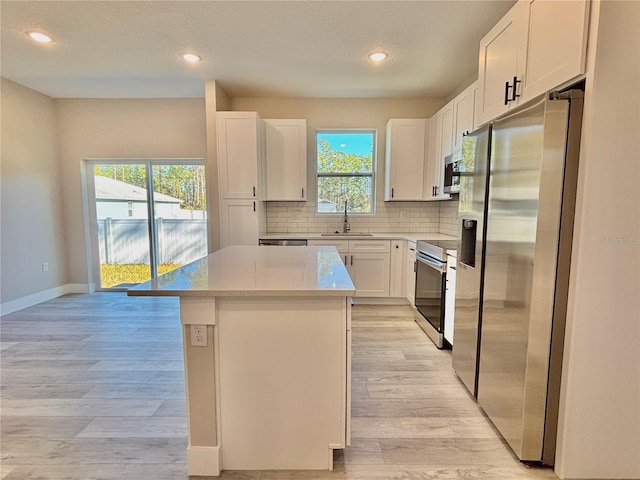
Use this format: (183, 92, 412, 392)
(416, 252, 446, 273)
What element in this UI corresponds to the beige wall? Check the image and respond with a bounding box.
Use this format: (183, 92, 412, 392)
(56, 98, 207, 286)
(556, 1, 640, 478)
(1, 79, 68, 302)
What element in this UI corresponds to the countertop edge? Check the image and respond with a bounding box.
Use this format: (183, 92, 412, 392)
(127, 288, 357, 298)
(260, 232, 459, 242)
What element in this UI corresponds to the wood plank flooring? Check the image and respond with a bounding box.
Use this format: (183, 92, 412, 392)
(1, 293, 560, 479)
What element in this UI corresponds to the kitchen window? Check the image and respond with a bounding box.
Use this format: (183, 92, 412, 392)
(316, 130, 375, 214)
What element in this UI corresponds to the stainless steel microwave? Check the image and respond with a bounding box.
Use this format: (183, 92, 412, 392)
(443, 152, 461, 194)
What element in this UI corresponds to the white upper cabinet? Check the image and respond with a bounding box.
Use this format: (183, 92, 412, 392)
(519, 0, 590, 102)
(439, 101, 455, 159)
(452, 82, 477, 153)
(425, 102, 453, 199)
(425, 115, 441, 199)
(264, 119, 307, 201)
(477, 1, 528, 126)
(217, 111, 263, 199)
(384, 119, 427, 201)
(472, 82, 482, 132)
(477, 0, 589, 126)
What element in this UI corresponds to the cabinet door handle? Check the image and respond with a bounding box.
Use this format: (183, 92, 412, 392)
(252, 186, 256, 197)
(253, 201, 256, 212)
(391, 187, 394, 198)
(504, 80, 512, 105)
(301, 187, 304, 199)
(435, 185, 439, 196)
(344, 255, 347, 265)
(512, 76, 521, 102)
(350, 255, 353, 266)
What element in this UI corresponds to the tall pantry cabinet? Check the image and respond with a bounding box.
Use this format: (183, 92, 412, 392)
(217, 111, 266, 247)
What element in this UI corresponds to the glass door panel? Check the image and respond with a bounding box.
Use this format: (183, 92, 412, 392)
(151, 164, 208, 274)
(93, 163, 152, 289)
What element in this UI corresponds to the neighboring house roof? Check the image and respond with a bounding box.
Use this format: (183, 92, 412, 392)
(94, 175, 182, 204)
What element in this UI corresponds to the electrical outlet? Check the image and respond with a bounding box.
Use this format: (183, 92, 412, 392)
(42, 262, 49, 272)
(400, 210, 407, 219)
(190, 325, 207, 347)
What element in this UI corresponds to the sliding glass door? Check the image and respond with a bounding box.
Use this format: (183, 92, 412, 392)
(88, 160, 207, 290)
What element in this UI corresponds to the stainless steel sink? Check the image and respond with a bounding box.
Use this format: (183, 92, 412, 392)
(320, 233, 374, 237)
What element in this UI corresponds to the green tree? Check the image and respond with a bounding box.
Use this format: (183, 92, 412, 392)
(317, 139, 373, 213)
(94, 164, 206, 210)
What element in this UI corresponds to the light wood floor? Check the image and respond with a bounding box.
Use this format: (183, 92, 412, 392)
(1, 293, 560, 479)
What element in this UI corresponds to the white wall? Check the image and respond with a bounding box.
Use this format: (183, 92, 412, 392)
(556, 1, 640, 478)
(0, 79, 68, 303)
(231, 96, 450, 234)
(56, 98, 208, 287)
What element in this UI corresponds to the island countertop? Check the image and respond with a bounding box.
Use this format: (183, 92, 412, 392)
(127, 245, 356, 297)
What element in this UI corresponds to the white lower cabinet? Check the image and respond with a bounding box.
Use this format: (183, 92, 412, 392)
(308, 239, 392, 297)
(444, 254, 457, 345)
(406, 241, 417, 305)
(220, 199, 260, 247)
(389, 240, 404, 297)
(349, 253, 390, 297)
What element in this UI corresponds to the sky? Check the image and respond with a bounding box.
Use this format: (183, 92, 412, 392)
(317, 132, 374, 157)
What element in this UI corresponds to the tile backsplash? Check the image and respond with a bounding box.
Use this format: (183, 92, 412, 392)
(438, 200, 460, 237)
(266, 199, 460, 237)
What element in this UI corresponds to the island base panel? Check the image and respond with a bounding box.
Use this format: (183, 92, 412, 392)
(217, 296, 349, 471)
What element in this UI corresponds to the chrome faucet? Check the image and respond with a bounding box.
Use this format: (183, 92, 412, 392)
(343, 200, 350, 234)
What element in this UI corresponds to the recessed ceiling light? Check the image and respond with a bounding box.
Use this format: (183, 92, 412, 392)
(368, 52, 388, 62)
(27, 31, 54, 43)
(181, 53, 201, 63)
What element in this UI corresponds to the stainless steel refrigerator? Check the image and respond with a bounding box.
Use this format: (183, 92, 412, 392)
(452, 90, 583, 465)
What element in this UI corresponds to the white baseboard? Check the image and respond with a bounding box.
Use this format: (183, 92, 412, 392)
(187, 445, 221, 477)
(352, 297, 410, 305)
(0, 283, 91, 316)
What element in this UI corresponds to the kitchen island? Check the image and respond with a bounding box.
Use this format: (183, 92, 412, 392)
(128, 246, 355, 477)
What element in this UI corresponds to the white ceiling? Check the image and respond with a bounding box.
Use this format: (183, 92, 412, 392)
(1, 1, 516, 99)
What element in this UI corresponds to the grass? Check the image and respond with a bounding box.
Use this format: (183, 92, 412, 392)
(100, 263, 182, 288)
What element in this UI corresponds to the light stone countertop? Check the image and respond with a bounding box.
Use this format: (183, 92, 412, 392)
(127, 246, 356, 297)
(260, 232, 459, 243)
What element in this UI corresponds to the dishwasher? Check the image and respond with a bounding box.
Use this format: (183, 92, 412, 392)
(258, 239, 308, 246)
